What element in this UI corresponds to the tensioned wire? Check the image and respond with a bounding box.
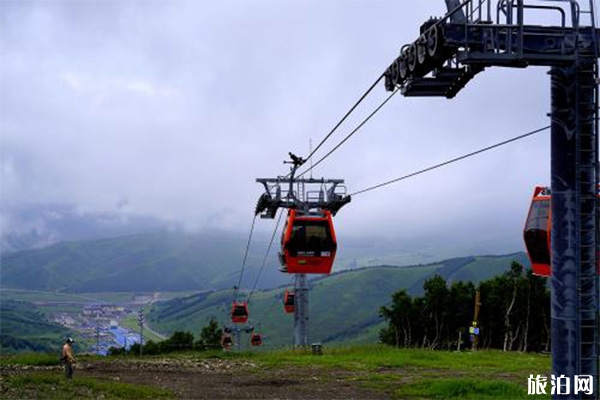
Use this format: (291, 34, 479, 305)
(350, 125, 551, 197)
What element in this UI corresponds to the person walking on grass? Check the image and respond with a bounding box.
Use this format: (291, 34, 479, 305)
(61, 338, 76, 379)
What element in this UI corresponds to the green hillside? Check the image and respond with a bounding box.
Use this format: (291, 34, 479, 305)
(148, 253, 530, 347)
(0, 300, 72, 354)
(1, 229, 529, 295)
(0, 231, 287, 293)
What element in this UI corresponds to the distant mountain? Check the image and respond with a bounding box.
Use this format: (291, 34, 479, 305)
(2, 227, 528, 294)
(0, 230, 289, 293)
(1, 203, 172, 253)
(148, 252, 530, 347)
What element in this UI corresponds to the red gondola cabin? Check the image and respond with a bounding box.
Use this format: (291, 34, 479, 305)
(283, 290, 295, 314)
(250, 333, 263, 346)
(523, 185, 600, 277)
(279, 209, 337, 274)
(221, 334, 233, 349)
(231, 301, 249, 324)
(523, 186, 552, 277)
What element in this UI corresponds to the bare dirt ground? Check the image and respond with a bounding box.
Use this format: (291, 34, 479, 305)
(1, 358, 392, 399)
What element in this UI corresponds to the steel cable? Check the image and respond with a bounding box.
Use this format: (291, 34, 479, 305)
(297, 87, 400, 179)
(232, 215, 258, 302)
(303, 73, 385, 165)
(350, 125, 550, 197)
(247, 209, 284, 302)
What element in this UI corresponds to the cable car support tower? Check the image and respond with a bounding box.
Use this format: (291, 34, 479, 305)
(383, 0, 599, 396)
(256, 154, 351, 347)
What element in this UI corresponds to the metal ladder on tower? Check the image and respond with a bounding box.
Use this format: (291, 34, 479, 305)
(574, 0, 600, 384)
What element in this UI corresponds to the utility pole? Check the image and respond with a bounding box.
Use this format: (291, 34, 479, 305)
(470, 290, 481, 351)
(294, 273, 309, 348)
(138, 307, 144, 356)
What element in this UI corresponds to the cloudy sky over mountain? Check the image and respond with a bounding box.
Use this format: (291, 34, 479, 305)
(2, 1, 557, 254)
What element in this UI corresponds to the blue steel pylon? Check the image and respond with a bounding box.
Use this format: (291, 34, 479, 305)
(381, 1, 599, 397)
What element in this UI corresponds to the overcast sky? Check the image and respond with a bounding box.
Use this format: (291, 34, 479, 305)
(1, 0, 559, 255)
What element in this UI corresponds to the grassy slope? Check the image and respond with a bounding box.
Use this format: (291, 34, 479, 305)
(0, 289, 96, 303)
(0, 253, 529, 352)
(0, 346, 551, 399)
(249, 345, 551, 399)
(1, 228, 530, 295)
(149, 253, 528, 347)
(2, 373, 173, 399)
(120, 314, 164, 343)
(257, 345, 551, 399)
(450, 252, 529, 284)
(1, 290, 199, 306)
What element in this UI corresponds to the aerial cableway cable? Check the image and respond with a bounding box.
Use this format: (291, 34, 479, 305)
(275, 74, 386, 184)
(296, 87, 400, 179)
(247, 209, 284, 302)
(302, 73, 386, 165)
(256, 275, 296, 328)
(232, 215, 258, 303)
(349, 125, 550, 197)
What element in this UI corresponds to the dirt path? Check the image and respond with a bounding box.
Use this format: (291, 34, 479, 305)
(2, 359, 391, 399)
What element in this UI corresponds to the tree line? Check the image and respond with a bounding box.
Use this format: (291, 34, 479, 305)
(108, 317, 223, 356)
(379, 262, 551, 352)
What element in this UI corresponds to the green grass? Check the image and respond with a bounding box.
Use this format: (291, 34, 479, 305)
(0, 353, 61, 366)
(2, 372, 173, 399)
(162, 345, 550, 398)
(451, 253, 530, 284)
(395, 378, 540, 399)
(1, 289, 199, 305)
(79, 291, 199, 304)
(0, 345, 551, 399)
(36, 304, 83, 314)
(120, 314, 164, 343)
(0, 289, 95, 303)
(172, 344, 550, 380)
(0, 352, 103, 366)
(236, 345, 549, 398)
(244, 345, 549, 373)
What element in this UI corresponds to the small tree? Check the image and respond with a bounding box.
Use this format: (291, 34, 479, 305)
(379, 290, 413, 347)
(161, 331, 194, 353)
(143, 340, 160, 355)
(108, 346, 126, 356)
(422, 275, 449, 349)
(198, 317, 223, 350)
(128, 342, 141, 355)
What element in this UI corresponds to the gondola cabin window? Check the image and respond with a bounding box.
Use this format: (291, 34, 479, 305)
(524, 198, 551, 265)
(288, 220, 335, 256)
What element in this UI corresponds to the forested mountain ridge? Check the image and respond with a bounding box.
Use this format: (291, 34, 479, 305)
(148, 253, 530, 347)
(0, 300, 73, 354)
(0, 231, 287, 292)
(1, 229, 527, 293)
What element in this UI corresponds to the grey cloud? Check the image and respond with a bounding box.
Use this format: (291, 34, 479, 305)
(1, 1, 557, 256)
